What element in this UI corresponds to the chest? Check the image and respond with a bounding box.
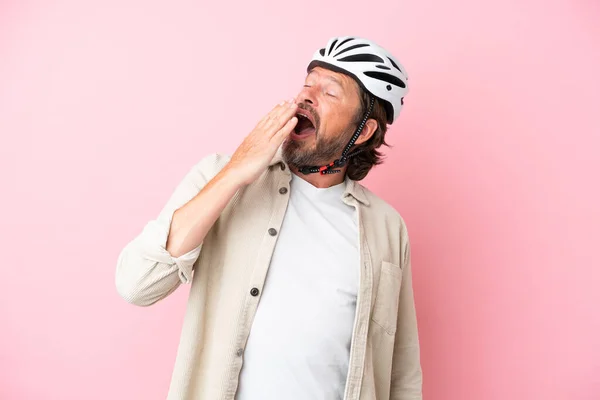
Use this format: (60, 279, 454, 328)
(199, 169, 400, 312)
(268, 191, 360, 309)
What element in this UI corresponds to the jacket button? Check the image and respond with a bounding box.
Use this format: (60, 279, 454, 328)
(279, 187, 288, 194)
(280, 163, 286, 171)
(268, 228, 277, 236)
(236, 348, 244, 357)
(250, 287, 260, 297)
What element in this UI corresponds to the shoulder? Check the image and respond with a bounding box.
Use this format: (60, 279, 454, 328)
(357, 182, 409, 238)
(357, 182, 412, 267)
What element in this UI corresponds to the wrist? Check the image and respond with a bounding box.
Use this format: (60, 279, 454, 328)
(217, 165, 247, 191)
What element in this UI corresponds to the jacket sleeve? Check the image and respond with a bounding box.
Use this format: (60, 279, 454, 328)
(390, 232, 423, 399)
(115, 153, 229, 306)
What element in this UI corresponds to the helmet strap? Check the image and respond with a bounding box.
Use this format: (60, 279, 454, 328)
(299, 96, 375, 176)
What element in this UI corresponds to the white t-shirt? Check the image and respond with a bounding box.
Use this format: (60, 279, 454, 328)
(236, 172, 360, 399)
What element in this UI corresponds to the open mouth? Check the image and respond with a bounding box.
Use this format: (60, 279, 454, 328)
(293, 111, 316, 137)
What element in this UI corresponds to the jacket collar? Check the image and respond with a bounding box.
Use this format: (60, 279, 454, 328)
(269, 145, 370, 206)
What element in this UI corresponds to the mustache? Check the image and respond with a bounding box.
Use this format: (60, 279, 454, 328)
(296, 103, 320, 132)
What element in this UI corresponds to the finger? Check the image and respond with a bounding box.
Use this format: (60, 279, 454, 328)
(256, 101, 286, 127)
(265, 98, 296, 123)
(272, 116, 298, 143)
(266, 102, 298, 136)
(257, 99, 292, 128)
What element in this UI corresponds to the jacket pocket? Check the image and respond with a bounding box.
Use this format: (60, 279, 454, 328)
(371, 261, 403, 336)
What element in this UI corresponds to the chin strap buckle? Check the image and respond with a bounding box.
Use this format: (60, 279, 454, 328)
(319, 159, 346, 175)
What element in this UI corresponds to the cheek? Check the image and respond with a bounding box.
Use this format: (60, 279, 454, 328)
(317, 102, 355, 137)
(328, 102, 353, 124)
(317, 105, 337, 132)
(320, 115, 348, 138)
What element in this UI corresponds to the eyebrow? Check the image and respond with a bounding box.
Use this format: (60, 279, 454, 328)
(307, 70, 344, 88)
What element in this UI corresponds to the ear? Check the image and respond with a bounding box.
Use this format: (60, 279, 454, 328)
(354, 118, 378, 146)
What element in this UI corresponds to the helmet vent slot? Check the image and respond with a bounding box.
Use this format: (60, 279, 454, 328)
(328, 39, 339, 55)
(387, 57, 402, 72)
(333, 43, 369, 58)
(363, 71, 406, 88)
(338, 54, 384, 63)
(334, 37, 355, 51)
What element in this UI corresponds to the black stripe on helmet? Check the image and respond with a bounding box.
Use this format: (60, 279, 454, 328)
(328, 39, 338, 55)
(338, 54, 384, 63)
(364, 71, 406, 88)
(319, 48, 326, 56)
(333, 43, 369, 58)
(376, 65, 391, 70)
(387, 57, 402, 72)
(334, 37, 355, 51)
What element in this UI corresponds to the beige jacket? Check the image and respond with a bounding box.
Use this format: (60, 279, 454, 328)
(115, 150, 422, 400)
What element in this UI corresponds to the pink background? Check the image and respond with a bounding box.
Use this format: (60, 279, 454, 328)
(1, 0, 599, 399)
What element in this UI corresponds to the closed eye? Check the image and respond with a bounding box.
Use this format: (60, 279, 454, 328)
(304, 84, 336, 98)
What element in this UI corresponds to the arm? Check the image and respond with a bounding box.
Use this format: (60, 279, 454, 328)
(115, 153, 239, 306)
(115, 99, 299, 307)
(390, 236, 423, 399)
(166, 160, 244, 258)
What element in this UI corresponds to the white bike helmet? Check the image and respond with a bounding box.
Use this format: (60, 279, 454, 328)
(307, 36, 409, 124)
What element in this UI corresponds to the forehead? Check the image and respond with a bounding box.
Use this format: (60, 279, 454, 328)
(306, 66, 359, 91)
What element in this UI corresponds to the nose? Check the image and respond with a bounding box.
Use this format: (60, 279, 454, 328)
(298, 85, 318, 108)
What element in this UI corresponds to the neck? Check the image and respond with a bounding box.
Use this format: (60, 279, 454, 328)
(290, 165, 347, 188)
